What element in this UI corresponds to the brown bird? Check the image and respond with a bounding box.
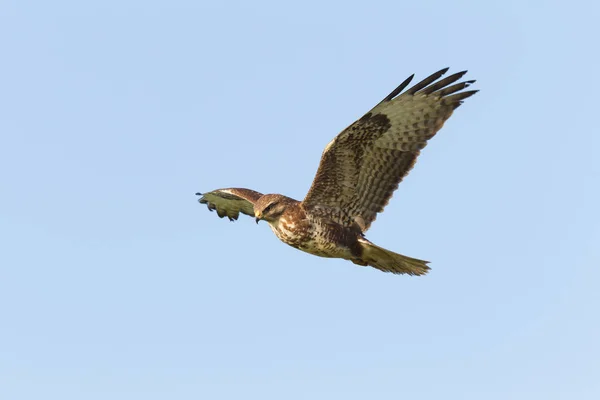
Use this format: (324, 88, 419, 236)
(197, 68, 477, 275)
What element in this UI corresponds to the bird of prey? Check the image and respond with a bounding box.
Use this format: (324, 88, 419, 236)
(197, 68, 477, 275)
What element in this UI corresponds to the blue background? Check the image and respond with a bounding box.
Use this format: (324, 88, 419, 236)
(1, 1, 598, 398)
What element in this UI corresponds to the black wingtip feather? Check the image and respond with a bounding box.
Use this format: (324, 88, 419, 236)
(445, 89, 479, 103)
(381, 74, 415, 103)
(449, 90, 479, 109)
(379, 68, 478, 104)
(419, 70, 468, 94)
(433, 80, 476, 97)
(406, 68, 450, 95)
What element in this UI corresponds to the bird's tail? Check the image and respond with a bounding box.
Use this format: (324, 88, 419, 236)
(357, 238, 430, 276)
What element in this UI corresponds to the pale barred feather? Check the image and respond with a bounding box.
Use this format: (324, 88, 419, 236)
(303, 68, 477, 231)
(197, 188, 262, 221)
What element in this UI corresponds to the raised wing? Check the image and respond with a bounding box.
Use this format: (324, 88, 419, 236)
(196, 188, 263, 221)
(302, 68, 477, 232)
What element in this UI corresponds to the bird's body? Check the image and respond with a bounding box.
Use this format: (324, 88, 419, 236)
(264, 199, 359, 260)
(197, 68, 478, 275)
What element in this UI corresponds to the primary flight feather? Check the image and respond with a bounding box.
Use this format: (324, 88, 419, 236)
(197, 68, 477, 275)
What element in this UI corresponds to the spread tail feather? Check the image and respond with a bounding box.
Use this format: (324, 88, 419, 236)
(357, 238, 430, 276)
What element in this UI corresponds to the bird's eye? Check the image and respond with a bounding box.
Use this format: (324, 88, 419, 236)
(263, 203, 276, 214)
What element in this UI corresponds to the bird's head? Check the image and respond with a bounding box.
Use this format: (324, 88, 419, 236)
(254, 194, 289, 224)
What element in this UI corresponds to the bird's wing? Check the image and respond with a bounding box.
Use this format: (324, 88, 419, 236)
(302, 68, 477, 232)
(196, 188, 263, 221)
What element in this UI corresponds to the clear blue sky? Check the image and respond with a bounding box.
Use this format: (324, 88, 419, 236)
(1, 1, 599, 399)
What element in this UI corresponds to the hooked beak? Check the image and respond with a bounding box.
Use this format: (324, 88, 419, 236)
(255, 212, 262, 224)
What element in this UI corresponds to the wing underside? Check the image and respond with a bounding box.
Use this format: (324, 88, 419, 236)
(302, 68, 478, 232)
(197, 188, 263, 221)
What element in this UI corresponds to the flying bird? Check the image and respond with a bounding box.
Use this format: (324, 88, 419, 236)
(197, 68, 477, 275)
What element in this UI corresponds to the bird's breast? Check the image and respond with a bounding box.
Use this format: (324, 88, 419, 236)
(269, 213, 358, 259)
(270, 216, 308, 247)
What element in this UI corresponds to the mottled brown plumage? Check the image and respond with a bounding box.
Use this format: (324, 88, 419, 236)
(197, 68, 477, 275)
